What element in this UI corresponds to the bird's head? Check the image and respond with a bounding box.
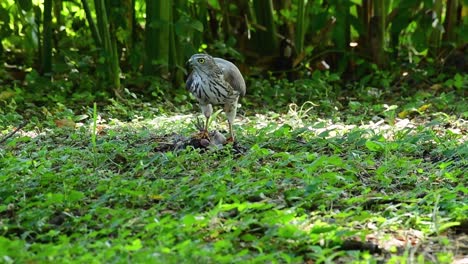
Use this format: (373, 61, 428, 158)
(187, 54, 219, 73)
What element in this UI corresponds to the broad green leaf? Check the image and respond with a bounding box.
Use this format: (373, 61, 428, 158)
(0, 90, 15, 100)
(190, 20, 204, 32)
(125, 239, 142, 251)
(182, 214, 196, 226)
(46, 193, 64, 204)
(365, 140, 384, 152)
(214, 239, 232, 251)
(67, 190, 85, 202)
(437, 222, 460, 233)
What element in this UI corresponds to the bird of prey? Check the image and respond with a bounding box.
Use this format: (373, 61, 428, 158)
(186, 53, 246, 142)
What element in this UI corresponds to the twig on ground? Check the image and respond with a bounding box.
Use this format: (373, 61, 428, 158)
(0, 121, 28, 145)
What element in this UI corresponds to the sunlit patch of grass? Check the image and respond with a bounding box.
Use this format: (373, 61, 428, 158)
(0, 91, 466, 263)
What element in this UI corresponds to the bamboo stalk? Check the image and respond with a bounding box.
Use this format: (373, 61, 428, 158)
(429, 0, 443, 56)
(81, 0, 102, 47)
(370, 0, 387, 68)
(333, 0, 351, 72)
(171, 0, 185, 86)
(295, 0, 306, 54)
(192, 1, 206, 50)
(94, 0, 121, 90)
(443, 0, 458, 43)
(144, 0, 171, 75)
(144, 0, 157, 74)
(42, 0, 52, 75)
(252, 0, 279, 55)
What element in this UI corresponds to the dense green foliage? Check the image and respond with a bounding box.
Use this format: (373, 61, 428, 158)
(0, 0, 467, 263)
(0, 0, 466, 92)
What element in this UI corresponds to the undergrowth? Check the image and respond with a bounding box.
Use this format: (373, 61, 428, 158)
(0, 73, 467, 263)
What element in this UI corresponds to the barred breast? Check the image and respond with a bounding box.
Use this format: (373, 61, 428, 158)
(188, 72, 238, 105)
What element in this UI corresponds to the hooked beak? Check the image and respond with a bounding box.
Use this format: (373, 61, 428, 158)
(186, 58, 193, 68)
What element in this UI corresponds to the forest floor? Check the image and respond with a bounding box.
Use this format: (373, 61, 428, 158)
(0, 78, 467, 263)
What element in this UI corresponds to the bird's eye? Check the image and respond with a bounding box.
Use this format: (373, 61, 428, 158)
(197, 58, 205, 64)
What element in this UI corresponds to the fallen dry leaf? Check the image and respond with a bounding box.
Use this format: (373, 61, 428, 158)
(54, 119, 76, 128)
(0, 90, 15, 100)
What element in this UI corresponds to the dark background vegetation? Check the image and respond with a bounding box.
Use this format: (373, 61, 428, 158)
(0, 0, 466, 106)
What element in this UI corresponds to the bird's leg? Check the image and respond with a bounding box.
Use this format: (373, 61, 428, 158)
(224, 101, 238, 143)
(227, 121, 235, 142)
(204, 115, 210, 132)
(195, 104, 213, 140)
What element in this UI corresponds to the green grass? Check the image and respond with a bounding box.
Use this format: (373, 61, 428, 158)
(0, 81, 467, 263)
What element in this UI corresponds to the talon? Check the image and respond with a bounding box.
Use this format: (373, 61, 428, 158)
(194, 129, 210, 140)
(225, 136, 235, 144)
